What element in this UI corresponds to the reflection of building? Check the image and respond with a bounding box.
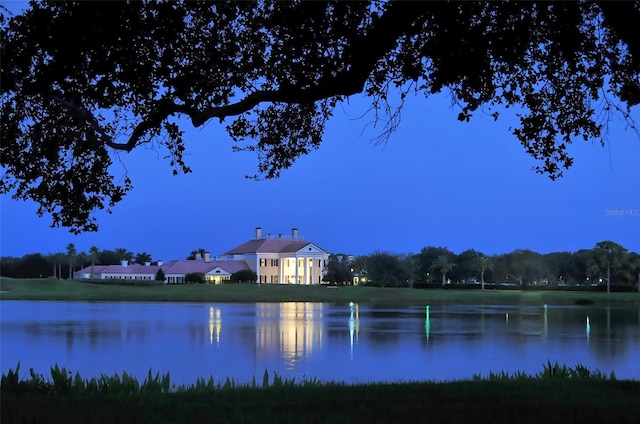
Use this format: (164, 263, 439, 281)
(209, 307, 222, 345)
(255, 303, 323, 367)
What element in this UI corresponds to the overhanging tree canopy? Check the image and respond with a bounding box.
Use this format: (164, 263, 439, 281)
(1, 1, 639, 233)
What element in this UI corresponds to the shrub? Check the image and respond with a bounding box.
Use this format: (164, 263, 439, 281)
(184, 272, 206, 284)
(155, 269, 165, 282)
(230, 269, 257, 283)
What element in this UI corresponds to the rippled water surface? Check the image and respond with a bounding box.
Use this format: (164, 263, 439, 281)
(1, 301, 639, 384)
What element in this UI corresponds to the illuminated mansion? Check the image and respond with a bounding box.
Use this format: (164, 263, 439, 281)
(76, 227, 330, 285)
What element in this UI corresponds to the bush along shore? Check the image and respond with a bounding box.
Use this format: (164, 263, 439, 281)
(2, 362, 639, 424)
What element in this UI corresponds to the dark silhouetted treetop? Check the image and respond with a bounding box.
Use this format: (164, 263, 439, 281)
(1, 1, 639, 233)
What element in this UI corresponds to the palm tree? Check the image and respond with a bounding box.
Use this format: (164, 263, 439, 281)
(115, 247, 134, 264)
(66, 243, 76, 279)
(430, 255, 456, 287)
(88, 246, 100, 278)
(187, 248, 206, 260)
(134, 252, 152, 265)
(476, 255, 494, 290)
(50, 252, 65, 279)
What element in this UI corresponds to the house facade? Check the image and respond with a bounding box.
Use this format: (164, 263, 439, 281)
(75, 227, 329, 285)
(221, 227, 329, 285)
(76, 261, 159, 281)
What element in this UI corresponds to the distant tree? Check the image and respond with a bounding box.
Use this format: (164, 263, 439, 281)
(88, 246, 100, 278)
(185, 272, 206, 284)
(66, 243, 76, 279)
(114, 247, 134, 264)
(592, 241, 628, 293)
(323, 254, 353, 284)
(544, 251, 578, 284)
(351, 255, 367, 274)
(629, 252, 640, 293)
(187, 248, 206, 260)
(155, 268, 165, 282)
(0, 256, 18, 277)
(430, 255, 456, 287)
(415, 247, 455, 283)
(133, 252, 152, 265)
(402, 254, 420, 288)
(475, 255, 494, 290)
(454, 249, 482, 283)
(365, 251, 408, 288)
(13, 253, 50, 278)
(350, 255, 368, 284)
(493, 249, 546, 285)
(98, 249, 121, 265)
(47, 252, 65, 279)
(230, 269, 258, 283)
(3, 2, 639, 233)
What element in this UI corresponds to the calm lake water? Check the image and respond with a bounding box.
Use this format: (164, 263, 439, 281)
(1, 301, 639, 385)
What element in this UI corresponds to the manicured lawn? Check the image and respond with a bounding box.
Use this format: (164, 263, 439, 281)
(1, 277, 639, 305)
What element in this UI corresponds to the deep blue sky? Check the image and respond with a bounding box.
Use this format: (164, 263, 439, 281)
(2, 90, 639, 261)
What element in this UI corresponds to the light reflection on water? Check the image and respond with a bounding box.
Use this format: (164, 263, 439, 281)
(1, 301, 639, 385)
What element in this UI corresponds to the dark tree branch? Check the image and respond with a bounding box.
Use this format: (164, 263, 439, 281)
(119, 1, 432, 151)
(596, 1, 640, 71)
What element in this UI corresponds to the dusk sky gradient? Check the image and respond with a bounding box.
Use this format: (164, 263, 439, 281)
(2, 90, 639, 261)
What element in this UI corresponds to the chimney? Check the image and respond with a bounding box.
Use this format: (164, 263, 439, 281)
(292, 228, 298, 240)
(204, 252, 210, 263)
(278, 233, 282, 239)
(144, 261, 151, 267)
(195, 253, 202, 261)
(255, 227, 262, 240)
(121, 260, 128, 267)
(157, 260, 164, 266)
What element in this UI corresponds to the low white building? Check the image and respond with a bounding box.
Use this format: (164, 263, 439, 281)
(75, 227, 329, 285)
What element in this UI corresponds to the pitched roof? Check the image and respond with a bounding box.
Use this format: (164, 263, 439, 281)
(223, 238, 325, 255)
(77, 264, 159, 274)
(77, 260, 249, 276)
(162, 260, 248, 275)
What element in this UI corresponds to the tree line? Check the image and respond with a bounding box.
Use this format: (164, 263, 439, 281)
(324, 241, 640, 292)
(0, 244, 155, 279)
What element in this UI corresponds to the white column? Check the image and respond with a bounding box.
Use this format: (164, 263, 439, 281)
(312, 258, 316, 285)
(302, 257, 306, 284)
(295, 256, 299, 285)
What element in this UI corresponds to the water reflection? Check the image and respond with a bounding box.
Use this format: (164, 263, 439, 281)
(255, 303, 323, 369)
(1, 301, 639, 385)
(425, 305, 431, 342)
(209, 307, 221, 346)
(349, 302, 359, 359)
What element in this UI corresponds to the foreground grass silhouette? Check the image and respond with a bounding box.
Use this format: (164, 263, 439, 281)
(2, 363, 639, 424)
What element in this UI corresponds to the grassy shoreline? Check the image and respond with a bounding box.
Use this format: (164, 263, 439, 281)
(1, 277, 639, 305)
(2, 363, 639, 424)
(5, 380, 638, 424)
